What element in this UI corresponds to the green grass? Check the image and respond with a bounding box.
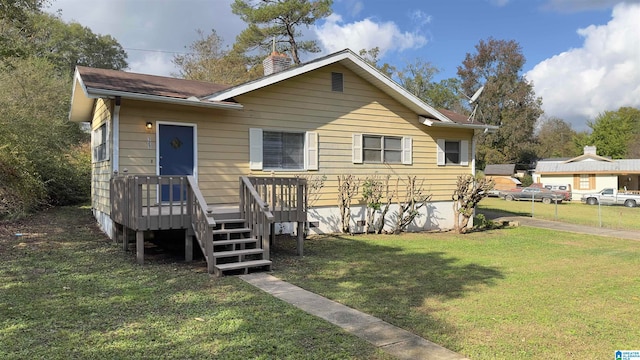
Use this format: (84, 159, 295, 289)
(272, 229, 640, 359)
(0, 206, 392, 360)
(478, 197, 640, 230)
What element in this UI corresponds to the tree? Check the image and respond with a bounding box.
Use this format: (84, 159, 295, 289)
(535, 117, 580, 159)
(0, 57, 89, 216)
(0, 4, 128, 217)
(231, 0, 332, 66)
(628, 133, 640, 158)
(584, 107, 640, 159)
(357, 48, 464, 112)
(452, 175, 494, 234)
(173, 29, 260, 85)
(29, 12, 127, 74)
(358, 47, 395, 77)
(426, 78, 465, 112)
(2, 9, 127, 75)
(397, 58, 438, 101)
(457, 38, 543, 168)
(0, 0, 46, 59)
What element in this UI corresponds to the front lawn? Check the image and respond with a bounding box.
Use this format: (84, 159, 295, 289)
(0, 206, 391, 360)
(272, 229, 640, 359)
(478, 197, 640, 231)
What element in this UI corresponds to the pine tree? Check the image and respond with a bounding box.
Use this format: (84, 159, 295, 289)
(231, 0, 332, 66)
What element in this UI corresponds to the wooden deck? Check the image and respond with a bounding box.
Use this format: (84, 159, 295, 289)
(109, 175, 307, 275)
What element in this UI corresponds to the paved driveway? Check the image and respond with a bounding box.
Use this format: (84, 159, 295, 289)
(479, 209, 640, 242)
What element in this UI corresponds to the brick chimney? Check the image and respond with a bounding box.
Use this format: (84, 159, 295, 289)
(583, 145, 597, 155)
(263, 52, 291, 76)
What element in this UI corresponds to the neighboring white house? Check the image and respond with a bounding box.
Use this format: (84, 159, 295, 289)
(534, 146, 640, 200)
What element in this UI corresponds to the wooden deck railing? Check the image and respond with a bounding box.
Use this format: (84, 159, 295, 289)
(186, 176, 215, 273)
(110, 175, 191, 230)
(111, 174, 308, 267)
(240, 176, 275, 260)
(110, 175, 216, 272)
(247, 176, 307, 223)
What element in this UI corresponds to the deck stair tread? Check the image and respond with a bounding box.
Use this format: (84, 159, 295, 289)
(215, 259, 272, 271)
(212, 227, 251, 234)
(213, 249, 264, 258)
(213, 238, 258, 246)
(214, 218, 246, 224)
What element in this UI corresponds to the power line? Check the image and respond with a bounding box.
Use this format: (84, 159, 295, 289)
(123, 47, 189, 55)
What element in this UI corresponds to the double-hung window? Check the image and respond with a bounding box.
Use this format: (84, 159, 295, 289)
(363, 135, 402, 163)
(578, 174, 595, 190)
(353, 134, 412, 164)
(93, 123, 108, 162)
(249, 128, 318, 171)
(263, 131, 304, 170)
(444, 141, 460, 164)
(436, 139, 469, 166)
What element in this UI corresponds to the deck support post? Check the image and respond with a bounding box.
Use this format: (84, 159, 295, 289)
(185, 230, 193, 262)
(297, 221, 304, 257)
(136, 230, 144, 265)
(122, 227, 129, 251)
(113, 223, 120, 245)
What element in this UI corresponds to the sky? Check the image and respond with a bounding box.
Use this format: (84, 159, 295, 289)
(47, 0, 640, 131)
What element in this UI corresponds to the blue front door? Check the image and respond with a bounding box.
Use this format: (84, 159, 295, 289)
(158, 124, 194, 202)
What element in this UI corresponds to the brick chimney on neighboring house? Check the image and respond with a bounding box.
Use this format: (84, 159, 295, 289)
(263, 52, 291, 76)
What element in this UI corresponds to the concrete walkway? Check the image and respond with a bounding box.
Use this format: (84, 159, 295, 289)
(240, 273, 468, 360)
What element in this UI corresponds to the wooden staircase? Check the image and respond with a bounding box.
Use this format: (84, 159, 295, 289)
(208, 215, 272, 277)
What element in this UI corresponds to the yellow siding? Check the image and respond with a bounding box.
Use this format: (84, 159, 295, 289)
(117, 63, 474, 206)
(91, 98, 112, 214)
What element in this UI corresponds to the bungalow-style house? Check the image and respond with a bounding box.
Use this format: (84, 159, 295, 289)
(69, 49, 497, 275)
(483, 164, 521, 195)
(534, 146, 640, 200)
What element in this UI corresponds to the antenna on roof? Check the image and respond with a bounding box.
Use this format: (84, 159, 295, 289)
(465, 86, 484, 122)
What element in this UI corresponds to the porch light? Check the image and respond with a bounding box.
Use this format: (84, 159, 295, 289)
(145, 122, 153, 130)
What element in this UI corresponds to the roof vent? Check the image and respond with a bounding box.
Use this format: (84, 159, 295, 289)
(263, 52, 291, 76)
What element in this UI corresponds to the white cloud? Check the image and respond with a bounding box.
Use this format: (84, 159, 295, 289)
(47, 0, 243, 76)
(129, 52, 176, 76)
(348, 0, 364, 16)
(314, 14, 427, 58)
(526, 2, 640, 130)
(409, 10, 432, 27)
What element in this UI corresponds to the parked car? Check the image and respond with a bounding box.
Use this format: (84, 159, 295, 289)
(500, 187, 564, 204)
(543, 184, 572, 201)
(581, 188, 640, 207)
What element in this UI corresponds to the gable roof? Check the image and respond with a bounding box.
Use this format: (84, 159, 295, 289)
(206, 49, 497, 130)
(69, 49, 498, 131)
(78, 66, 230, 98)
(484, 164, 516, 176)
(563, 152, 613, 163)
(70, 67, 243, 122)
(536, 159, 640, 174)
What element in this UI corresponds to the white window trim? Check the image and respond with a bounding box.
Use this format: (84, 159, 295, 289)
(437, 139, 469, 166)
(353, 134, 412, 165)
(249, 128, 318, 171)
(92, 121, 109, 163)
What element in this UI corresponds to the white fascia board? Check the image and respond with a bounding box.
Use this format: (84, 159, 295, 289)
(85, 88, 244, 110)
(206, 49, 451, 123)
(420, 116, 500, 131)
